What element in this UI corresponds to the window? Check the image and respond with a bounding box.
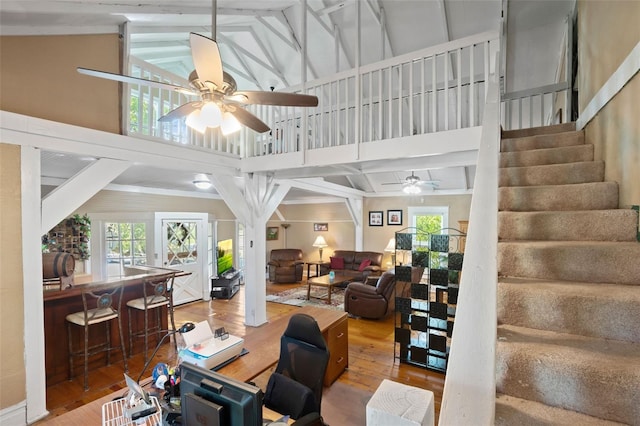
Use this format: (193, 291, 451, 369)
(105, 222, 147, 278)
(408, 206, 449, 271)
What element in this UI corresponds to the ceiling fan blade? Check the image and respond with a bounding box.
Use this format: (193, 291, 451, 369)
(190, 33, 224, 89)
(77, 67, 197, 96)
(158, 102, 202, 122)
(230, 108, 270, 133)
(231, 91, 319, 107)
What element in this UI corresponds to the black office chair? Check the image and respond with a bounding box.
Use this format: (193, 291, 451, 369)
(263, 313, 330, 421)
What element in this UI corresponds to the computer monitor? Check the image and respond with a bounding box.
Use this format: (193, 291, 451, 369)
(180, 362, 263, 426)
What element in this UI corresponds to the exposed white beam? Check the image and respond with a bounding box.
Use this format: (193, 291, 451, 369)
(275, 10, 318, 80)
(317, 1, 350, 16)
(256, 16, 297, 51)
(42, 158, 131, 233)
(217, 34, 281, 83)
(218, 36, 264, 89)
(248, 28, 290, 87)
(286, 177, 365, 199)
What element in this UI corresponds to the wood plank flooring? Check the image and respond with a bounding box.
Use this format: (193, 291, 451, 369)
(37, 281, 445, 425)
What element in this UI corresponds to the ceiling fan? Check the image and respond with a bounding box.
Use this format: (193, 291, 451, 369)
(381, 172, 439, 194)
(77, 32, 318, 135)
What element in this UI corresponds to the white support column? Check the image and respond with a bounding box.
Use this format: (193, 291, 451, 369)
(41, 158, 131, 233)
(21, 146, 48, 423)
(244, 173, 290, 326)
(345, 197, 364, 251)
(211, 172, 290, 326)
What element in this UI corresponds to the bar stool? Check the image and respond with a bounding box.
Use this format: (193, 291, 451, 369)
(127, 272, 177, 363)
(66, 282, 128, 391)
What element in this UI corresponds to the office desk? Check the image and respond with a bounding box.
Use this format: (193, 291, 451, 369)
(38, 307, 347, 424)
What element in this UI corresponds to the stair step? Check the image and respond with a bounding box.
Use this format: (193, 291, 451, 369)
(498, 241, 640, 284)
(500, 144, 593, 168)
(495, 394, 625, 426)
(501, 122, 576, 139)
(499, 182, 619, 212)
(497, 277, 640, 342)
(501, 130, 584, 152)
(496, 324, 640, 424)
(499, 161, 604, 187)
(498, 210, 639, 241)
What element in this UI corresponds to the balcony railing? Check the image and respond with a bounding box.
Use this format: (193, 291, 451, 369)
(124, 31, 499, 159)
(501, 82, 570, 130)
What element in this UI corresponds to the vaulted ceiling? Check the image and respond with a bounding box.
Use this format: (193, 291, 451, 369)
(1, 0, 572, 201)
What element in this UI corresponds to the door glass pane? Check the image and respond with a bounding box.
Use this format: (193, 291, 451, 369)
(166, 221, 198, 265)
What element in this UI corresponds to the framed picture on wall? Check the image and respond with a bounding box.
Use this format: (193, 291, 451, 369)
(369, 211, 383, 226)
(387, 210, 403, 226)
(266, 227, 279, 240)
(314, 223, 328, 231)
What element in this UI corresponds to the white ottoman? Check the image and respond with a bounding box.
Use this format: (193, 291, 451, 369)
(366, 379, 435, 426)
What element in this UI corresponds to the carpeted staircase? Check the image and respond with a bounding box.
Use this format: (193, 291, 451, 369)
(494, 123, 640, 425)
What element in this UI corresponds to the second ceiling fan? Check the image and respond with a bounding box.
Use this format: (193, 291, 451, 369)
(78, 32, 318, 135)
(381, 171, 440, 194)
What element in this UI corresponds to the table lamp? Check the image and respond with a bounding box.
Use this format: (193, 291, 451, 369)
(384, 238, 396, 266)
(312, 236, 328, 261)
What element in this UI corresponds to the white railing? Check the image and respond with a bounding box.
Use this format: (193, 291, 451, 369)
(124, 32, 498, 158)
(500, 12, 574, 131)
(501, 82, 569, 130)
(438, 54, 500, 425)
(125, 57, 244, 157)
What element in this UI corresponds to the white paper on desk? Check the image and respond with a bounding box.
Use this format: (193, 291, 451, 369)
(182, 320, 214, 347)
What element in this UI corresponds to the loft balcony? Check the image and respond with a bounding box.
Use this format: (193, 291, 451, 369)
(124, 31, 500, 181)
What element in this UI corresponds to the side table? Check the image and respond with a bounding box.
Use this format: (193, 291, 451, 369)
(306, 261, 330, 280)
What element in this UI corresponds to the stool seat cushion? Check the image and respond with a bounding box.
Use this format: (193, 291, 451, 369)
(126, 296, 169, 310)
(66, 308, 118, 326)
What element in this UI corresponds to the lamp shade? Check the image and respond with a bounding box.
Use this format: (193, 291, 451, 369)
(312, 236, 328, 248)
(220, 112, 242, 136)
(384, 238, 396, 252)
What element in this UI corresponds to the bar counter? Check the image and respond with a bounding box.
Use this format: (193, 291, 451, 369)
(44, 267, 187, 387)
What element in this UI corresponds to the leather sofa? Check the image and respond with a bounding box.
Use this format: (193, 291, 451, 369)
(344, 272, 396, 319)
(325, 250, 383, 282)
(268, 249, 304, 283)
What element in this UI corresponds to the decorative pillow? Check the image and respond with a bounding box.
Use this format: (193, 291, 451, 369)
(330, 256, 345, 270)
(358, 258, 372, 272)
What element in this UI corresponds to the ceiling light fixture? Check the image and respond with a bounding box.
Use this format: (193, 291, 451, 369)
(402, 184, 421, 194)
(220, 112, 242, 136)
(193, 173, 212, 189)
(185, 102, 242, 136)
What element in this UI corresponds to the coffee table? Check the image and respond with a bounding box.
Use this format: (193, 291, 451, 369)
(307, 274, 351, 304)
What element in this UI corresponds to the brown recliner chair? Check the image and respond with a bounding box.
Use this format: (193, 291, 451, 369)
(344, 271, 396, 319)
(269, 249, 304, 283)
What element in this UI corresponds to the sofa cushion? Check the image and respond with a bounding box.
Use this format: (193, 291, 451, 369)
(330, 256, 345, 270)
(358, 258, 371, 272)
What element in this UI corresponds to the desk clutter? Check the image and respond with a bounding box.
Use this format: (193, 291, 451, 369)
(178, 321, 245, 370)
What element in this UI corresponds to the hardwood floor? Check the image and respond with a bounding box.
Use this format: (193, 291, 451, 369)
(38, 281, 445, 425)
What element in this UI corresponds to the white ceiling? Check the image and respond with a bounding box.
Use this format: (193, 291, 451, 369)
(1, 0, 573, 202)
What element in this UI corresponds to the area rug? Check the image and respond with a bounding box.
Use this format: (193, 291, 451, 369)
(266, 285, 346, 311)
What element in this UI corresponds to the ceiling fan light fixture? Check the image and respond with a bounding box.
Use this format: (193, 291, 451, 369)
(403, 184, 421, 194)
(193, 173, 212, 189)
(200, 102, 223, 128)
(186, 110, 207, 133)
(220, 112, 241, 136)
